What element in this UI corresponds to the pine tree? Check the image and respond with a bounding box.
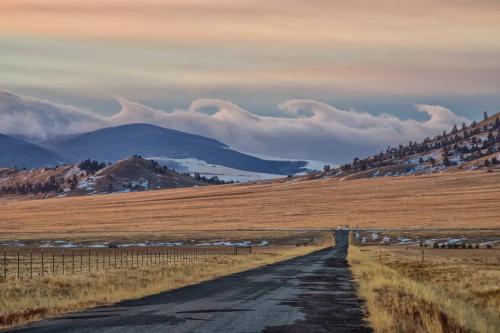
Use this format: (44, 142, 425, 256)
(484, 111, 488, 121)
(442, 153, 451, 167)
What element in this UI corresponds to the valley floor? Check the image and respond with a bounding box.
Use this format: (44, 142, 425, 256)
(0, 170, 499, 238)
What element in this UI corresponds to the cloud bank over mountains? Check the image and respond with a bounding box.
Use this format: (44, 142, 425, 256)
(0, 90, 469, 163)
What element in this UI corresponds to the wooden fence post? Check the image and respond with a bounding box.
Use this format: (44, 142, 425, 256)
(41, 251, 44, 278)
(52, 252, 55, 276)
(4, 251, 7, 281)
(30, 252, 33, 279)
(62, 251, 65, 275)
(17, 251, 20, 279)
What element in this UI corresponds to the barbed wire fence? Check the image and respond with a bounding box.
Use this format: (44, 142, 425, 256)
(0, 246, 252, 282)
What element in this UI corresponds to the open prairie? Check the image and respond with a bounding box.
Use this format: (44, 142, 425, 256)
(0, 170, 499, 238)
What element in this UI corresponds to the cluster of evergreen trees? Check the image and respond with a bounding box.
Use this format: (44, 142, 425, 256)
(78, 159, 107, 174)
(0, 175, 79, 195)
(192, 173, 234, 185)
(144, 158, 169, 174)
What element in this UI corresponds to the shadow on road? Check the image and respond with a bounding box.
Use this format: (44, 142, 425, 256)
(263, 231, 372, 333)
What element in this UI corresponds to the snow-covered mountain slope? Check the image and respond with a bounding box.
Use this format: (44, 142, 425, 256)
(150, 157, 284, 183)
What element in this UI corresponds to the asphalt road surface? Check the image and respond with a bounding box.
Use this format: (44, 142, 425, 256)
(9, 231, 372, 333)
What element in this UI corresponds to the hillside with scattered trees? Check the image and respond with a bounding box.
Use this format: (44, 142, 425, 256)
(314, 112, 500, 180)
(0, 156, 234, 199)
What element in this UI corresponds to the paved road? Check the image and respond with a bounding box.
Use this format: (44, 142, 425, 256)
(9, 231, 371, 333)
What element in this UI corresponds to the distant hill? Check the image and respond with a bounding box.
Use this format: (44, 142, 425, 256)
(0, 133, 70, 169)
(45, 123, 307, 175)
(86, 156, 203, 193)
(0, 156, 205, 198)
(305, 112, 500, 181)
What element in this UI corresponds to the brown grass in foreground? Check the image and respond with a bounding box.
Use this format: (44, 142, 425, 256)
(1, 170, 500, 237)
(0, 233, 333, 330)
(348, 244, 500, 333)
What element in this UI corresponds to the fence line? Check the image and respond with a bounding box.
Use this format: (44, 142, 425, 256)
(0, 246, 252, 282)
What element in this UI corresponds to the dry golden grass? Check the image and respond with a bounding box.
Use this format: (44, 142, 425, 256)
(0, 234, 333, 330)
(1, 170, 499, 237)
(348, 243, 500, 333)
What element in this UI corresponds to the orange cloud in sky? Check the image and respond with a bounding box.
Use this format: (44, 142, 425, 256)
(1, 1, 499, 101)
(1, 0, 500, 49)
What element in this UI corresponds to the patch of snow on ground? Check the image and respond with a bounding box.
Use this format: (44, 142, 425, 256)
(117, 242, 183, 247)
(197, 241, 253, 247)
(480, 240, 500, 246)
(0, 241, 26, 247)
(150, 157, 284, 182)
(63, 165, 81, 179)
(431, 238, 468, 246)
(381, 236, 391, 243)
(77, 178, 95, 191)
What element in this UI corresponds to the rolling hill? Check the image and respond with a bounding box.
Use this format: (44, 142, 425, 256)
(0, 133, 69, 169)
(0, 156, 204, 198)
(45, 123, 307, 175)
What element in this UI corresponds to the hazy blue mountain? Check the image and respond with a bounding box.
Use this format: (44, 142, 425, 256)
(46, 124, 307, 175)
(0, 133, 70, 168)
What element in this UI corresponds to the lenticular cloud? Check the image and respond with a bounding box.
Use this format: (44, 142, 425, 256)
(0, 90, 469, 163)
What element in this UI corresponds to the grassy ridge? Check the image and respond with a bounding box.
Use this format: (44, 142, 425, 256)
(348, 244, 500, 333)
(0, 234, 332, 330)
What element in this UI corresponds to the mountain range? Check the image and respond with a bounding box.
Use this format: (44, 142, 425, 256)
(0, 134, 69, 169)
(0, 124, 307, 175)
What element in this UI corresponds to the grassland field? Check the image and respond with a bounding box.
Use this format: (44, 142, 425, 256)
(0, 170, 498, 332)
(349, 235, 500, 333)
(0, 170, 499, 240)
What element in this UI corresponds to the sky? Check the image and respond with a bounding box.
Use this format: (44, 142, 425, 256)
(1, 0, 499, 162)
